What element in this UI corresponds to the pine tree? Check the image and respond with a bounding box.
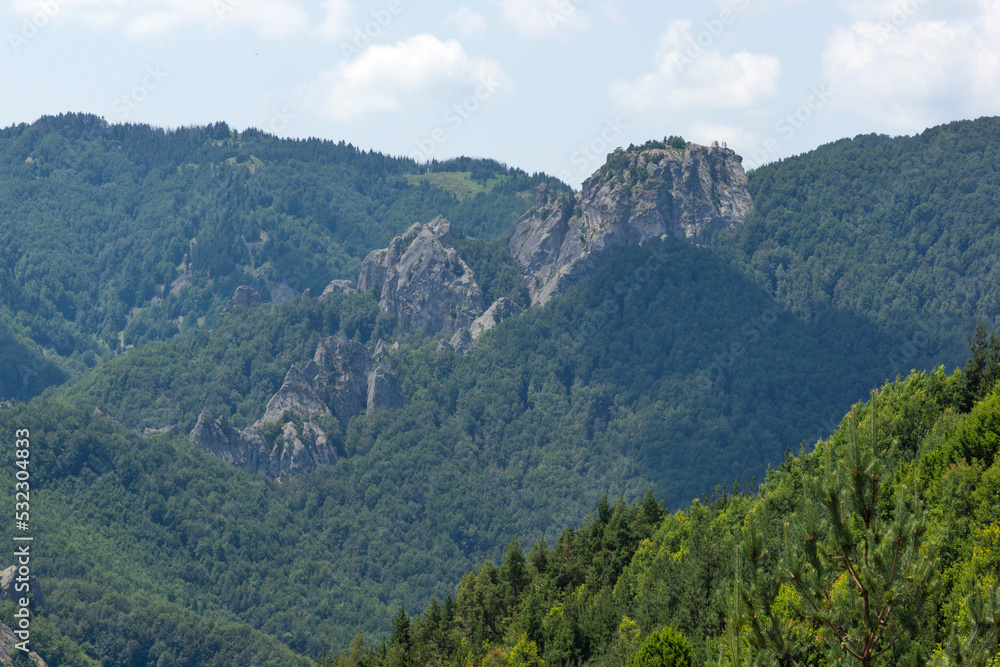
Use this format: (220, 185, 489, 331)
(733, 390, 938, 666)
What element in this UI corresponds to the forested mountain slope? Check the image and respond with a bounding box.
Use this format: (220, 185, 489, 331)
(365, 342, 1000, 667)
(0, 113, 557, 400)
(717, 117, 1000, 368)
(3, 116, 1000, 665)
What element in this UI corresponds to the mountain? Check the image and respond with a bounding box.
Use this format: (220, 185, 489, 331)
(0, 113, 562, 401)
(2, 116, 1000, 665)
(508, 139, 752, 305)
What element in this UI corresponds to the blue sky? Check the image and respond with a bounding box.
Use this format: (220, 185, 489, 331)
(2, 0, 998, 186)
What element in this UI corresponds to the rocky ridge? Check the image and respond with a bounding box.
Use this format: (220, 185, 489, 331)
(189, 334, 404, 477)
(358, 216, 485, 336)
(506, 142, 753, 305)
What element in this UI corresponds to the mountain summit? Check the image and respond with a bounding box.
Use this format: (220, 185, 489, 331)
(507, 140, 752, 305)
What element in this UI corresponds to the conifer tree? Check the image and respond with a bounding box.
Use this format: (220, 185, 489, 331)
(732, 390, 938, 666)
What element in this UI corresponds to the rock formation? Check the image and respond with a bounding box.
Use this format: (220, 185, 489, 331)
(321, 279, 356, 297)
(506, 142, 752, 305)
(367, 362, 405, 410)
(190, 335, 405, 477)
(220, 285, 263, 315)
(143, 425, 177, 437)
(358, 216, 485, 336)
(0, 618, 47, 665)
(448, 327, 475, 355)
(94, 406, 124, 429)
(0, 565, 42, 606)
(470, 297, 523, 340)
(311, 335, 370, 424)
(256, 366, 331, 426)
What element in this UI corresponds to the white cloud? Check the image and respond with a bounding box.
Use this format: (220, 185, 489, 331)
(822, 0, 1000, 131)
(609, 20, 781, 114)
(310, 34, 509, 121)
(315, 0, 352, 40)
(8, 0, 310, 39)
(494, 0, 590, 40)
(447, 6, 488, 37)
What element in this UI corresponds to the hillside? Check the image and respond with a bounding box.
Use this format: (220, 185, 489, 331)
(359, 344, 1000, 666)
(3, 116, 1000, 664)
(0, 113, 561, 401)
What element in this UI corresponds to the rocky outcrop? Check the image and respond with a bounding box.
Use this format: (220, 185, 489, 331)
(220, 285, 263, 315)
(94, 406, 124, 429)
(321, 279, 356, 297)
(190, 335, 405, 477)
(0, 565, 42, 606)
(449, 328, 475, 355)
(470, 297, 523, 340)
(258, 421, 337, 478)
(367, 362, 405, 410)
(190, 411, 247, 467)
(143, 425, 177, 437)
(0, 619, 47, 666)
(189, 410, 338, 478)
(256, 367, 331, 426)
(507, 142, 752, 305)
(358, 217, 485, 336)
(312, 335, 370, 424)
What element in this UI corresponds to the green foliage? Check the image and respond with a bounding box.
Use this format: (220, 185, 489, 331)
(625, 626, 692, 667)
(449, 237, 530, 307)
(736, 392, 937, 666)
(0, 114, 548, 400)
(716, 119, 1000, 369)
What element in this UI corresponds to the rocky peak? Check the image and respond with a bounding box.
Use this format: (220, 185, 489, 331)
(321, 279, 356, 297)
(507, 141, 752, 305)
(256, 366, 331, 427)
(358, 217, 485, 336)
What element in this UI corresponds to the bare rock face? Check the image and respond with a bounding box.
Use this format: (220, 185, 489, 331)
(371, 339, 389, 363)
(470, 297, 523, 340)
(367, 362, 405, 411)
(220, 285, 263, 315)
(190, 411, 248, 467)
(258, 421, 338, 478)
(143, 425, 178, 437)
(321, 279, 356, 297)
(449, 328, 475, 355)
(358, 218, 485, 336)
(507, 142, 752, 305)
(256, 366, 331, 426)
(312, 335, 370, 423)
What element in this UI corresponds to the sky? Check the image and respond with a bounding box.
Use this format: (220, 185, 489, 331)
(1, 0, 998, 187)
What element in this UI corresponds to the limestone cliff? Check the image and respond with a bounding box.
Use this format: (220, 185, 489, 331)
(189, 335, 405, 477)
(358, 216, 485, 336)
(506, 142, 752, 305)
